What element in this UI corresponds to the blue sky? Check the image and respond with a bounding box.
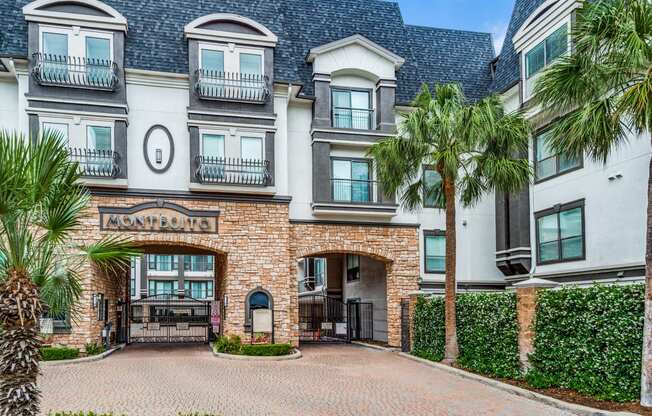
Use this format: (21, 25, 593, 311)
(396, 0, 514, 54)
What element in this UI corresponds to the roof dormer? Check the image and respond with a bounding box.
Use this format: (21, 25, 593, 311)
(23, 0, 127, 32)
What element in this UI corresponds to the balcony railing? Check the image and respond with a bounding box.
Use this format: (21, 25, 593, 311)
(32, 53, 119, 90)
(330, 178, 386, 204)
(195, 156, 271, 186)
(194, 69, 270, 103)
(68, 148, 121, 178)
(332, 107, 374, 130)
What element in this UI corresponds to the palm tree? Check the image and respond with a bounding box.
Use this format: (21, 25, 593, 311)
(369, 83, 531, 362)
(0, 130, 140, 416)
(532, 0, 652, 405)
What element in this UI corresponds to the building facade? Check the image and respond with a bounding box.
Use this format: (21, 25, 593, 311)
(0, 0, 648, 349)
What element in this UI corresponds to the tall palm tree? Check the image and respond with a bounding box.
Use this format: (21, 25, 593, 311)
(532, 0, 652, 405)
(369, 83, 531, 362)
(0, 130, 140, 416)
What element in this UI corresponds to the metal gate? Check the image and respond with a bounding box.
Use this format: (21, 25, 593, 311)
(129, 294, 211, 343)
(298, 295, 373, 343)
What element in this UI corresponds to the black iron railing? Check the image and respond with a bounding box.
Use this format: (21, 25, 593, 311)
(32, 53, 119, 90)
(195, 156, 271, 186)
(194, 69, 270, 103)
(331, 178, 379, 204)
(68, 147, 120, 178)
(332, 107, 374, 130)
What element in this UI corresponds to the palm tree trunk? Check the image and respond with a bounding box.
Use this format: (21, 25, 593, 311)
(443, 176, 459, 363)
(0, 268, 42, 416)
(641, 152, 652, 407)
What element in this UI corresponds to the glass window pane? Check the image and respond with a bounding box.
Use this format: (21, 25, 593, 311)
(424, 169, 441, 206)
(351, 161, 369, 180)
(87, 126, 111, 150)
(85, 37, 110, 61)
(350, 91, 370, 109)
(332, 160, 351, 179)
(202, 134, 224, 158)
(546, 25, 568, 63)
(43, 32, 68, 56)
(539, 241, 560, 262)
(560, 207, 582, 238)
(332, 90, 351, 108)
(562, 236, 583, 259)
(559, 153, 581, 172)
(250, 292, 269, 309)
(426, 257, 445, 272)
(536, 157, 556, 179)
(241, 137, 262, 160)
(426, 235, 446, 257)
(526, 42, 545, 78)
(201, 49, 224, 72)
(42, 122, 68, 145)
(537, 214, 559, 243)
(240, 53, 261, 75)
(536, 132, 554, 161)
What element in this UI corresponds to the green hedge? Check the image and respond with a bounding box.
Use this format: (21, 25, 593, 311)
(457, 292, 520, 378)
(48, 412, 120, 416)
(527, 284, 644, 402)
(84, 342, 105, 356)
(412, 296, 445, 362)
(213, 335, 293, 356)
(41, 346, 80, 361)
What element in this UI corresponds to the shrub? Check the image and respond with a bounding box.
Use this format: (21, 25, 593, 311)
(213, 335, 242, 354)
(412, 296, 445, 362)
(41, 346, 80, 361)
(84, 342, 105, 356)
(48, 412, 120, 416)
(527, 284, 644, 402)
(456, 292, 520, 379)
(240, 343, 293, 356)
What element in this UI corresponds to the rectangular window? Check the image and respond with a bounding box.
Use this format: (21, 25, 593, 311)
(184, 280, 213, 299)
(184, 255, 214, 273)
(148, 280, 178, 296)
(130, 258, 137, 298)
(202, 134, 225, 159)
(535, 128, 581, 180)
(147, 255, 178, 272)
(332, 89, 372, 130)
(332, 159, 372, 203)
(42, 122, 69, 145)
(303, 257, 326, 287)
(241, 137, 263, 160)
(424, 232, 446, 273)
(87, 125, 112, 151)
(346, 254, 360, 282)
(201, 49, 225, 73)
(526, 24, 568, 79)
(85, 36, 111, 84)
(423, 167, 443, 208)
(536, 201, 585, 264)
(239, 53, 262, 75)
(42, 31, 69, 79)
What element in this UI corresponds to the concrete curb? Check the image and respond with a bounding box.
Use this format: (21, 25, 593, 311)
(41, 344, 125, 366)
(397, 352, 639, 416)
(212, 348, 302, 361)
(351, 341, 399, 352)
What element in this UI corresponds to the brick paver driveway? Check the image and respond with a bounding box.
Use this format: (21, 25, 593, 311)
(40, 344, 572, 416)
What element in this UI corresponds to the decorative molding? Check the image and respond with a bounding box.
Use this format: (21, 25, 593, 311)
(25, 107, 129, 122)
(512, 0, 581, 52)
(306, 34, 405, 70)
(184, 13, 278, 47)
(124, 68, 189, 89)
(289, 219, 419, 228)
(26, 95, 129, 110)
(187, 109, 276, 121)
(88, 187, 293, 204)
(187, 119, 276, 132)
(143, 125, 174, 174)
(22, 0, 128, 32)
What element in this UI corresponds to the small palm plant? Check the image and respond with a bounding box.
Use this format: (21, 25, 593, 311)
(0, 131, 140, 416)
(369, 84, 531, 362)
(531, 0, 652, 405)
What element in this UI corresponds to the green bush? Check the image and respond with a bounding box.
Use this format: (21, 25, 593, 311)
(48, 412, 120, 416)
(412, 296, 445, 362)
(240, 343, 293, 356)
(41, 346, 80, 361)
(213, 335, 242, 354)
(527, 284, 644, 402)
(84, 342, 105, 356)
(456, 292, 520, 379)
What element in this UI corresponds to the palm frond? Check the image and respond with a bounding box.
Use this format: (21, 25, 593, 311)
(82, 235, 142, 275)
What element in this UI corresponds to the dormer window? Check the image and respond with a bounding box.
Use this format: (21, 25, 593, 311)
(34, 25, 117, 90)
(332, 88, 373, 130)
(525, 24, 568, 79)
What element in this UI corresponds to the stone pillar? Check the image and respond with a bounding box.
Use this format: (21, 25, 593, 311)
(139, 255, 148, 298)
(178, 255, 186, 298)
(312, 73, 332, 128)
(514, 278, 558, 371)
(375, 79, 397, 132)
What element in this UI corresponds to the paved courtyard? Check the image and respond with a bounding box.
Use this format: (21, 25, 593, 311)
(40, 344, 573, 416)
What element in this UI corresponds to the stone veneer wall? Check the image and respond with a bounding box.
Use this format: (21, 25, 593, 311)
(290, 222, 420, 347)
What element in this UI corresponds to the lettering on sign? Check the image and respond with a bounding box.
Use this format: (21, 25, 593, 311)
(99, 199, 219, 234)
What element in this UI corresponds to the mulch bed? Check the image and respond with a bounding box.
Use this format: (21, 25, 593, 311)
(450, 364, 649, 415)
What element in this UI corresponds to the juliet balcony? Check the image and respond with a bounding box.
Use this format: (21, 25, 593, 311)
(312, 178, 398, 217)
(194, 70, 270, 103)
(31, 53, 119, 91)
(332, 107, 375, 130)
(68, 147, 121, 178)
(194, 156, 272, 186)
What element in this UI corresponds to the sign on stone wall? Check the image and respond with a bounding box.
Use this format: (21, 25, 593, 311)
(99, 199, 219, 234)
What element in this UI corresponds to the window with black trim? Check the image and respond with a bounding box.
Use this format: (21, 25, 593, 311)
(332, 88, 372, 130)
(535, 127, 581, 181)
(424, 230, 445, 273)
(346, 254, 360, 281)
(331, 158, 373, 203)
(423, 167, 443, 208)
(535, 200, 585, 264)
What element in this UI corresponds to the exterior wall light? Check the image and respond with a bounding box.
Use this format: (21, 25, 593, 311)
(155, 148, 163, 164)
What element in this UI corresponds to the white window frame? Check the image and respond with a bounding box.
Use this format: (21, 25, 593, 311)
(84, 120, 114, 151)
(198, 42, 264, 75)
(39, 24, 113, 60)
(40, 118, 70, 145)
(520, 17, 571, 101)
(199, 128, 228, 158)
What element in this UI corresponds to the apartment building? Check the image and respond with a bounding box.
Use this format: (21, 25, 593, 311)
(0, 0, 646, 348)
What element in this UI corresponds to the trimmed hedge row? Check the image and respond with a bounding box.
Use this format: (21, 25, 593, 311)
(213, 335, 293, 356)
(527, 284, 644, 402)
(412, 296, 445, 362)
(41, 346, 80, 361)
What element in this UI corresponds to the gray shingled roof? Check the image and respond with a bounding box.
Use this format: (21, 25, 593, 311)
(492, 0, 545, 92)
(0, 0, 495, 102)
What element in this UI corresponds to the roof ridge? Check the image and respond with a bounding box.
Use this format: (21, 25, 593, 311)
(405, 23, 492, 37)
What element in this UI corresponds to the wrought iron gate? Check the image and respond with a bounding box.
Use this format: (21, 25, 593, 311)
(298, 295, 373, 343)
(129, 294, 211, 343)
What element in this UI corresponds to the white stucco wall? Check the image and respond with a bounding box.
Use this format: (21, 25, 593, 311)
(0, 79, 19, 133)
